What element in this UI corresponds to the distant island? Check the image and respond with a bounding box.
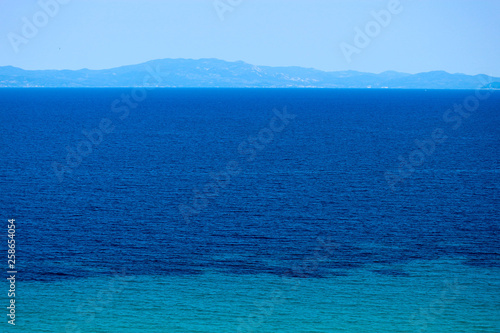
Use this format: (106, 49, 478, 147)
(1, 58, 498, 89)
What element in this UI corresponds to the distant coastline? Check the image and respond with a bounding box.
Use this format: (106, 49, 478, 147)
(1, 58, 499, 89)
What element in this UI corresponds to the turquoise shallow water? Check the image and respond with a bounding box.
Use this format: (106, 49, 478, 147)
(9, 258, 499, 332)
(1, 89, 499, 332)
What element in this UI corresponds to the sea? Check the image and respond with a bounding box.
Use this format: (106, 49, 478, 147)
(0, 88, 499, 332)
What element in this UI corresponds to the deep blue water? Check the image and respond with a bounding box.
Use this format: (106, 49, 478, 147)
(0, 88, 499, 332)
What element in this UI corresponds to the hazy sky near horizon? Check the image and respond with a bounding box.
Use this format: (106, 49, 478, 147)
(0, 0, 499, 76)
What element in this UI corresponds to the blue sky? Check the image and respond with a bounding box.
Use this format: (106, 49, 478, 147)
(0, 0, 499, 76)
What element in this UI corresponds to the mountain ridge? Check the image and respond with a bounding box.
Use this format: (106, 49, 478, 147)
(0, 58, 498, 89)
